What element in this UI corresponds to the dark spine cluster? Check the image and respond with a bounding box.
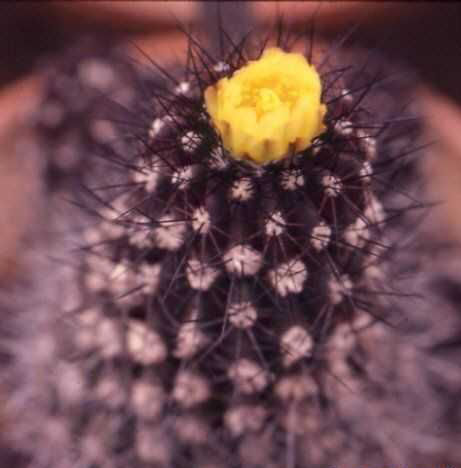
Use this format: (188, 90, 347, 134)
(5, 25, 460, 468)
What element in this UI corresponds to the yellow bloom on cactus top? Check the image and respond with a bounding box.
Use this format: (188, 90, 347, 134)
(204, 47, 327, 164)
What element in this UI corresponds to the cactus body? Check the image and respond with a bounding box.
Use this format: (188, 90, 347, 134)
(1, 28, 461, 468)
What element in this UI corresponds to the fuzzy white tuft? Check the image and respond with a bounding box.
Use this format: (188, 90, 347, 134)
(127, 321, 167, 365)
(191, 206, 211, 234)
(153, 214, 186, 251)
(322, 173, 342, 197)
(173, 371, 210, 408)
(223, 245, 263, 277)
(265, 211, 286, 237)
(268, 259, 308, 297)
(328, 274, 353, 305)
(181, 130, 201, 153)
(186, 258, 220, 291)
(228, 302, 258, 329)
(228, 359, 269, 394)
(280, 325, 313, 366)
(311, 221, 332, 251)
(230, 177, 254, 201)
(280, 169, 305, 191)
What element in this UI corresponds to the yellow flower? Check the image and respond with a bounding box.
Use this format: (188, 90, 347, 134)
(204, 48, 327, 165)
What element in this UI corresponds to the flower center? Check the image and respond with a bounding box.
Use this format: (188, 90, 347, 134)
(241, 82, 300, 118)
(256, 87, 281, 113)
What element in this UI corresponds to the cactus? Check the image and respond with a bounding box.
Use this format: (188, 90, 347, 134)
(2, 22, 461, 468)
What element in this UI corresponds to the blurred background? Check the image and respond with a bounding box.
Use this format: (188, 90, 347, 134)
(1, 2, 460, 97)
(1, 2, 461, 465)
